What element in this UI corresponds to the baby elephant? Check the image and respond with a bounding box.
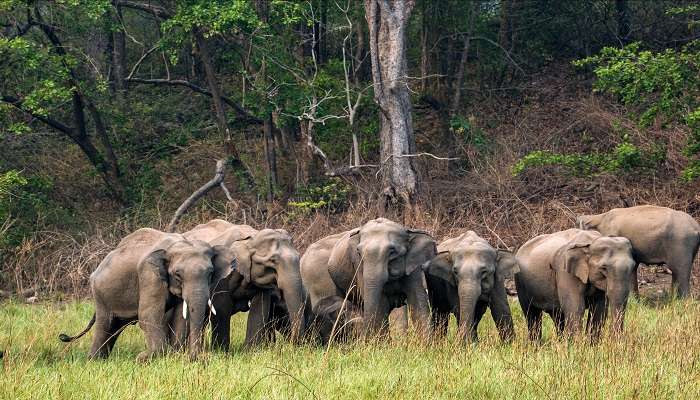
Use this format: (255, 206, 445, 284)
(577, 205, 700, 298)
(422, 231, 518, 342)
(516, 229, 635, 342)
(59, 228, 235, 361)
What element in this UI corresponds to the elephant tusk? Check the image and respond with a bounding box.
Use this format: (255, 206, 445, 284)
(182, 300, 188, 320)
(208, 299, 217, 316)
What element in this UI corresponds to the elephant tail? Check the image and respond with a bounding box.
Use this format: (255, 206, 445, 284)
(58, 313, 95, 343)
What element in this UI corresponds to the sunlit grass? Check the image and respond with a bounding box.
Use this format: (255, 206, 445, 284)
(1, 298, 699, 399)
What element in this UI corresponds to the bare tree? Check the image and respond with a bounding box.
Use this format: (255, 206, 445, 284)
(365, 0, 418, 212)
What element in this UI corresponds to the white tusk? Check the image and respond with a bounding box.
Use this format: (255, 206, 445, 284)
(182, 300, 188, 320)
(208, 299, 217, 315)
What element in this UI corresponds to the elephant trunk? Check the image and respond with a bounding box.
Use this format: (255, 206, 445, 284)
(607, 283, 630, 334)
(362, 261, 389, 336)
(184, 285, 209, 360)
(457, 281, 481, 342)
(278, 270, 305, 343)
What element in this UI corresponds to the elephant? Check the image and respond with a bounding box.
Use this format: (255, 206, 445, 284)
(577, 205, 700, 298)
(169, 219, 305, 351)
(421, 231, 518, 342)
(300, 218, 436, 343)
(58, 228, 235, 361)
(515, 228, 636, 342)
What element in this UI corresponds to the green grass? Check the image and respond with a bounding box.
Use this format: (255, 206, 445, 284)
(1, 298, 699, 399)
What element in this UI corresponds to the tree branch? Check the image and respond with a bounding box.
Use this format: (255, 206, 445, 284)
(115, 1, 171, 19)
(1, 95, 74, 136)
(167, 160, 231, 232)
(125, 77, 263, 124)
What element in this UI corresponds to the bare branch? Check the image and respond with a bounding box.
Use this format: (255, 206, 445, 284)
(167, 160, 231, 232)
(115, 1, 171, 19)
(126, 44, 160, 80)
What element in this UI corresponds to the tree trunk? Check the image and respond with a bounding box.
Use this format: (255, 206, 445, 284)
(194, 31, 255, 188)
(112, 5, 127, 94)
(449, 2, 477, 117)
(263, 113, 278, 201)
(419, 1, 429, 93)
(365, 0, 418, 214)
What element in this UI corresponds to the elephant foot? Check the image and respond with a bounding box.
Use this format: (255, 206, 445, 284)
(136, 350, 156, 363)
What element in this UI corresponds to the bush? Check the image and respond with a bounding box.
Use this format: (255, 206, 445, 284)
(512, 141, 661, 177)
(288, 178, 351, 215)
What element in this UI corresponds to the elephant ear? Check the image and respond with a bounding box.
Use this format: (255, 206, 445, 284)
(141, 248, 169, 283)
(405, 230, 437, 276)
(554, 234, 592, 284)
(211, 245, 237, 286)
(327, 229, 361, 292)
(495, 250, 519, 281)
(231, 240, 254, 283)
(421, 251, 455, 285)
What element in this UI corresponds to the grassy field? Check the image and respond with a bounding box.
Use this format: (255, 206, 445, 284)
(1, 298, 699, 399)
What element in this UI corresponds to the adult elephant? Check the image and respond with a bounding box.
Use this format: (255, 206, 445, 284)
(577, 205, 700, 297)
(421, 231, 518, 342)
(173, 219, 305, 350)
(301, 218, 435, 342)
(58, 228, 235, 361)
(516, 229, 636, 342)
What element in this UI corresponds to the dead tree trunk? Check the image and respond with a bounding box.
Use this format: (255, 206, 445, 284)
(365, 0, 418, 213)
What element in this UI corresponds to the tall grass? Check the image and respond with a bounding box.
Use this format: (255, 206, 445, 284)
(1, 298, 699, 399)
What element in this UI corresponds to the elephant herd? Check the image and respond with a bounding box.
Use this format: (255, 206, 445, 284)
(59, 205, 700, 361)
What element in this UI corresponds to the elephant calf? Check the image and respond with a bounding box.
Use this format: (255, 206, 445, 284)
(516, 229, 636, 342)
(422, 231, 518, 342)
(59, 228, 235, 361)
(301, 218, 436, 343)
(577, 205, 700, 297)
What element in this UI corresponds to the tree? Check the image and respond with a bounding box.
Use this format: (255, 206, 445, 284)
(365, 0, 418, 213)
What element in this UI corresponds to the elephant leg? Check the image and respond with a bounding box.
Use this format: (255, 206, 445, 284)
(431, 310, 450, 338)
(559, 292, 585, 338)
(104, 318, 135, 355)
(587, 294, 608, 342)
(168, 302, 188, 351)
(404, 272, 431, 338)
(389, 306, 408, 335)
(470, 301, 489, 342)
(88, 302, 116, 359)
(550, 310, 566, 336)
(137, 301, 169, 362)
(524, 307, 543, 343)
(489, 281, 516, 342)
(245, 292, 273, 348)
(668, 254, 693, 298)
(630, 263, 640, 297)
(211, 313, 232, 351)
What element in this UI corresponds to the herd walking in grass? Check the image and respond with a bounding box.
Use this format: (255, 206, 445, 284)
(58, 205, 700, 362)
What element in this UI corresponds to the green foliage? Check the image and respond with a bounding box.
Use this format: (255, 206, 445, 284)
(0, 170, 71, 250)
(288, 178, 350, 215)
(574, 41, 699, 127)
(512, 141, 662, 177)
(449, 115, 489, 153)
(574, 37, 699, 179)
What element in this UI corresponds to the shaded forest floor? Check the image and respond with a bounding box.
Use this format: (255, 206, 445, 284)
(1, 62, 699, 298)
